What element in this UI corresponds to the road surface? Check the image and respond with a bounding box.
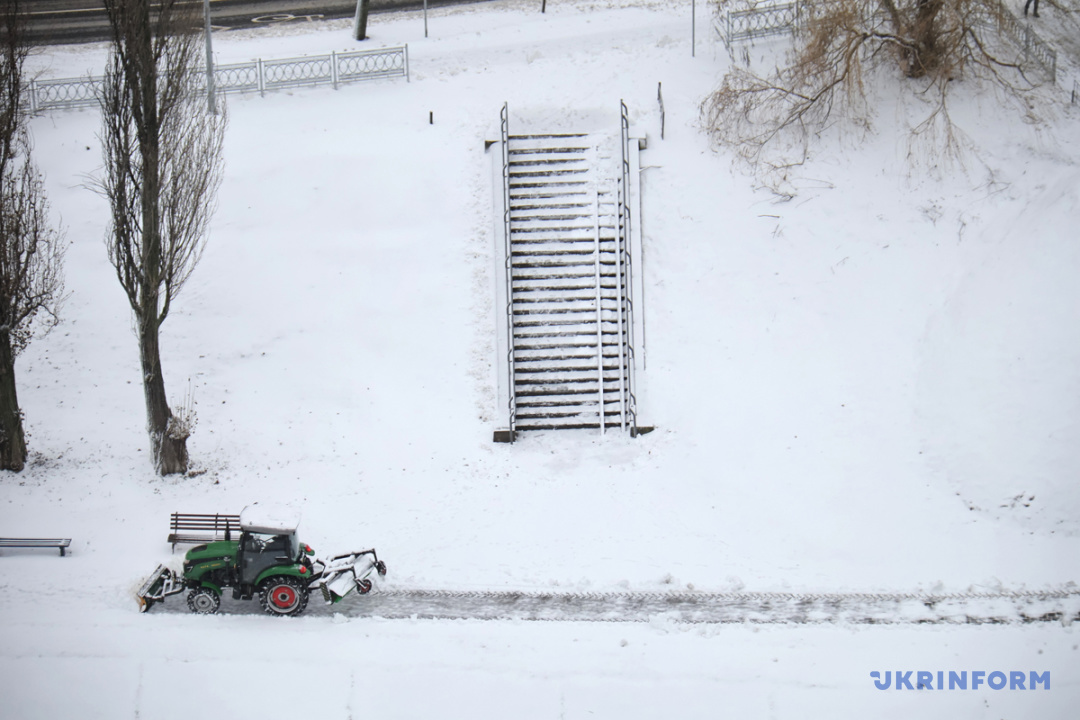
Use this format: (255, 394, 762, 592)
(24, 0, 495, 45)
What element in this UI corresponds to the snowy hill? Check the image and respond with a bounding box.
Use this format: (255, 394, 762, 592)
(3, 0, 1079, 717)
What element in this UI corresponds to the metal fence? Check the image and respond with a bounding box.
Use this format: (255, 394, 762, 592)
(27, 45, 409, 113)
(716, 0, 1056, 83)
(988, 0, 1056, 82)
(717, 1, 800, 49)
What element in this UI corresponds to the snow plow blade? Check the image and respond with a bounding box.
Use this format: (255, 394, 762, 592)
(313, 549, 387, 604)
(136, 564, 184, 612)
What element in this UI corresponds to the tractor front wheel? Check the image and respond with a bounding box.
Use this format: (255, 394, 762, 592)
(258, 576, 309, 617)
(187, 587, 221, 614)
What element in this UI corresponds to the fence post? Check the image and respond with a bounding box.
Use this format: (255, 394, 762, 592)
(28, 79, 37, 114)
(405, 45, 410, 83)
(331, 51, 338, 89)
(657, 82, 665, 140)
(258, 58, 265, 96)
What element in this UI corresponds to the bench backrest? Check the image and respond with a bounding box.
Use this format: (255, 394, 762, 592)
(170, 513, 241, 532)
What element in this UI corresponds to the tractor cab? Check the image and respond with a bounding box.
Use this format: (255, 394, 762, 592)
(236, 506, 310, 585)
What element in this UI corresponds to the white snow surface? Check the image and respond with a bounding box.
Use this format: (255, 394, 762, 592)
(239, 502, 301, 534)
(3, 0, 1080, 716)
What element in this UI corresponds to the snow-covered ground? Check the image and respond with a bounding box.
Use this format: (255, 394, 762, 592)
(3, 0, 1079, 716)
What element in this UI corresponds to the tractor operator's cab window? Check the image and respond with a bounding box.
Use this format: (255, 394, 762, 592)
(243, 533, 290, 555)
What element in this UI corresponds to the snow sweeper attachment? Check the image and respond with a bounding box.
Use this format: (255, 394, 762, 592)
(314, 549, 388, 604)
(135, 505, 388, 617)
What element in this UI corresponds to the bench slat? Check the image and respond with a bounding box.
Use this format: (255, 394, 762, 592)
(168, 513, 240, 550)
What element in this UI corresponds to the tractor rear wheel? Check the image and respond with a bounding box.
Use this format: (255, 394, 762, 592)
(258, 576, 309, 617)
(187, 587, 221, 614)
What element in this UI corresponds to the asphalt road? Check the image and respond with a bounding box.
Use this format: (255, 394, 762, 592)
(24, 0, 493, 45)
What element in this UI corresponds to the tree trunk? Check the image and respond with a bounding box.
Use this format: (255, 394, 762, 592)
(906, 0, 944, 78)
(138, 317, 187, 474)
(132, 0, 187, 475)
(0, 332, 27, 471)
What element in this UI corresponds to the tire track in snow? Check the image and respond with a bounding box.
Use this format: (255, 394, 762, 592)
(156, 586, 1080, 625)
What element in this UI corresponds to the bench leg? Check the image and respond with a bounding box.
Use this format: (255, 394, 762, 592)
(59, 547, 66, 557)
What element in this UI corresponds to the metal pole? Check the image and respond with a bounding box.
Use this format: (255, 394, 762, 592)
(692, 0, 696, 57)
(203, 0, 216, 114)
(353, 0, 369, 40)
(424, 0, 428, 37)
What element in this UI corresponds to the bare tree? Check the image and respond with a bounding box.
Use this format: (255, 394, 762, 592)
(98, 0, 225, 475)
(703, 0, 1043, 178)
(0, 1, 66, 472)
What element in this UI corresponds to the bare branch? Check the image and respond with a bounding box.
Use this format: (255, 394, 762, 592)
(0, 0, 67, 470)
(703, 0, 1050, 181)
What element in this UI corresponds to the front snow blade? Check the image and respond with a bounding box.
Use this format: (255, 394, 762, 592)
(136, 564, 184, 612)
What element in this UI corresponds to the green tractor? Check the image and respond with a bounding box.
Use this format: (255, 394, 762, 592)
(136, 507, 387, 617)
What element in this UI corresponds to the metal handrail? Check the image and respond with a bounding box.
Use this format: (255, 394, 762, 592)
(618, 100, 638, 434)
(614, 180, 628, 432)
(500, 103, 517, 434)
(594, 187, 606, 434)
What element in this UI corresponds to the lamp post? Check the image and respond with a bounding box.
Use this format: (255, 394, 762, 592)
(203, 0, 216, 114)
(692, 0, 696, 57)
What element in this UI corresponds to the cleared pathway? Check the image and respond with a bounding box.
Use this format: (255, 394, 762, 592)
(156, 586, 1080, 625)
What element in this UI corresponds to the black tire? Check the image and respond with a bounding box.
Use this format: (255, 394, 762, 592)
(357, 578, 373, 595)
(187, 587, 221, 614)
(258, 576, 309, 617)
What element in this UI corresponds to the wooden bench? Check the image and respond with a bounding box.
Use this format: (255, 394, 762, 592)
(168, 513, 241, 551)
(0, 537, 72, 556)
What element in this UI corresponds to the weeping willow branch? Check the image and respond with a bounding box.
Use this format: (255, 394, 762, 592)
(703, 0, 1041, 178)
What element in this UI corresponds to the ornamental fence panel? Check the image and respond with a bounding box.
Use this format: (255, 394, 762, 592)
(27, 45, 408, 113)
